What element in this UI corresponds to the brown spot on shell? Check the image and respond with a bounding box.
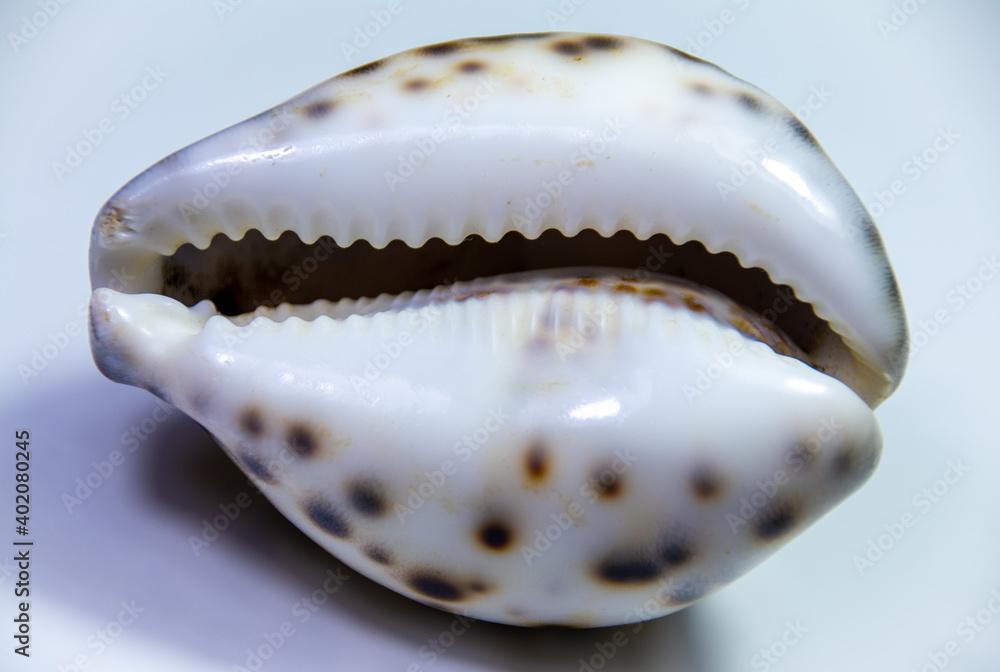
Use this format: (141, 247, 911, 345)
(477, 520, 514, 551)
(301, 100, 335, 119)
(304, 498, 351, 538)
(690, 467, 723, 501)
(419, 40, 464, 56)
(239, 408, 264, 437)
(471, 33, 553, 44)
(403, 78, 431, 92)
(348, 479, 387, 517)
(524, 443, 550, 485)
(832, 445, 860, 477)
(468, 579, 491, 594)
(641, 286, 668, 299)
(682, 294, 707, 312)
(407, 572, 466, 601)
(584, 35, 623, 50)
(754, 499, 798, 541)
(470, 34, 520, 44)
(689, 82, 713, 96)
(589, 464, 624, 500)
(735, 92, 762, 113)
(457, 60, 486, 73)
(577, 277, 600, 288)
(342, 59, 385, 77)
(614, 282, 638, 294)
(552, 39, 584, 56)
(286, 423, 318, 457)
(364, 545, 393, 565)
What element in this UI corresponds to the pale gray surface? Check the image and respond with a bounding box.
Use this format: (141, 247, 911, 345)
(1, 1, 998, 670)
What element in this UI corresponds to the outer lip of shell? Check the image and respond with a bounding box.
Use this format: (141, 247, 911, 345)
(87, 32, 907, 405)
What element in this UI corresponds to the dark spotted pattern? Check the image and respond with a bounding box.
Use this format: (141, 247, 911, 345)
(404, 78, 430, 92)
(304, 498, 351, 538)
(469, 33, 553, 44)
(683, 294, 707, 312)
(786, 115, 819, 147)
(832, 446, 858, 476)
(348, 479, 387, 517)
(240, 453, 276, 484)
(302, 100, 334, 119)
(755, 499, 798, 541)
(552, 40, 585, 56)
(478, 520, 513, 551)
(457, 60, 485, 73)
(408, 573, 465, 601)
(595, 557, 661, 584)
(239, 408, 264, 437)
(420, 41, 463, 56)
(469, 34, 522, 44)
(690, 467, 723, 501)
(584, 35, 623, 50)
(590, 465, 623, 500)
(342, 59, 385, 77)
(660, 538, 694, 567)
(551, 35, 625, 57)
(735, 92, 762, 113)
(524, 443, 550, 484)
(595, 530, 699, 585)
(286, 423, 317, 457)
(364, 545, 393, 565)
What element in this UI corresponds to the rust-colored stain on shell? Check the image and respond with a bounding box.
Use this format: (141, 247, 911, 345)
(523, 442, 551, 486)
(457, 60, 486, 73)
(98, 205, 134, 239)
(589, 464, 624, 500)
(403, 77, 432, 92)
(683, 294, 707, 313)
(239, 407, 265, 437)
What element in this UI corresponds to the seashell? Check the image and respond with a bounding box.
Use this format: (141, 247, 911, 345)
(89, 33, 907, 627)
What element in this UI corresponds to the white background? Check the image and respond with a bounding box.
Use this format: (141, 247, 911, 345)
(1, 1, 998, 670)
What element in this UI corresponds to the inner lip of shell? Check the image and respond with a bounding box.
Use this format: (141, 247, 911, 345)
(159, 226, 838, 369)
